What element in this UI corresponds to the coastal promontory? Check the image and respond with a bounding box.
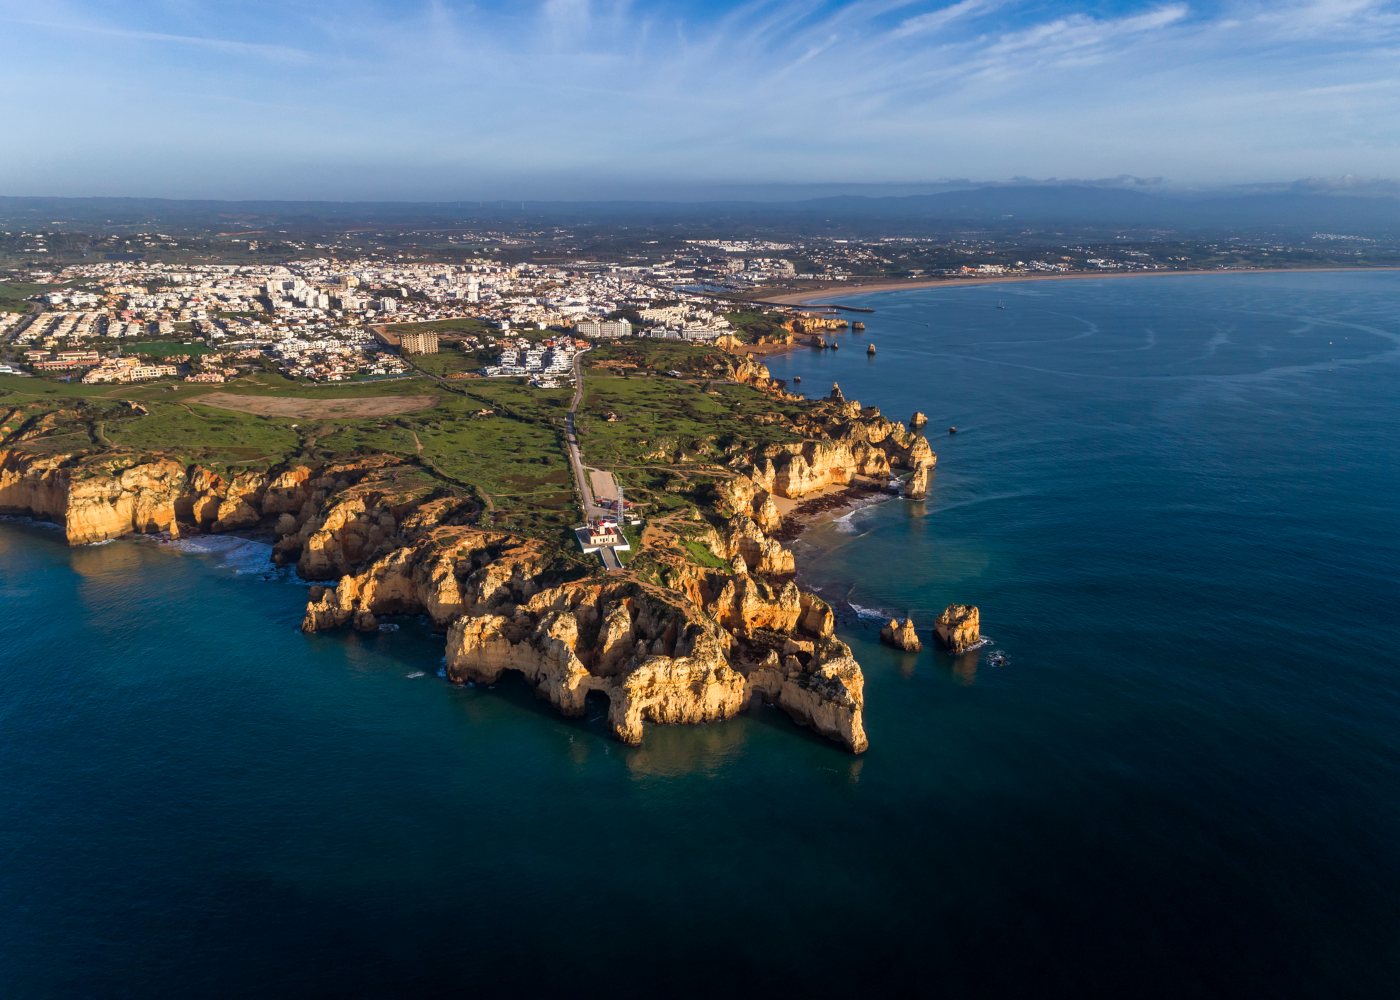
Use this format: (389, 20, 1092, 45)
(1, 340, 937, 755)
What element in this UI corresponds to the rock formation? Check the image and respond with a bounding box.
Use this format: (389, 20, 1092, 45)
(934, 604, 981, 653)
(0, 347, 942, 758)
(901, 462, 931, 500)
(910, 411, 928, 429)
(880, 617, 921, 652)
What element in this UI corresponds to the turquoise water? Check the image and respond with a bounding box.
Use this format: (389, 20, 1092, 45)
(4, 272, 1400, 996)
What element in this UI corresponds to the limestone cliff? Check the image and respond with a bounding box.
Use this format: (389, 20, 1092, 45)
(935, 604, 981, 653)
(881, 618, 922, 652)
(746, 393, 935, 500)
(0, 353, 945, 756)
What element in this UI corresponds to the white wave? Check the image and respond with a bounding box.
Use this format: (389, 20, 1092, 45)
(405, 671, 426, 679)
(83, 538, 114, 547)
(165, 534, 277, 575)
(379, 623, 400, 633)
(848, 602, 887, 621)
(832, 509, 869, 535)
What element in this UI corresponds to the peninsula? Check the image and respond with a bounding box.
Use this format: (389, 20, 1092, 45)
(0, 319, 934, 753)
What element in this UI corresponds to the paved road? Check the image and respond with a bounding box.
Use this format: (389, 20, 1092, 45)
(564, 348, 599, 517)
(564, 348, 623, 572)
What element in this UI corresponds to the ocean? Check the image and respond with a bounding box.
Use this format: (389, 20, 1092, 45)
(3, 272, 1399, 997)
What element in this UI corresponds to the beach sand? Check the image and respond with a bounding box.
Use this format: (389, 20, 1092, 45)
(772, 477, 893, 542)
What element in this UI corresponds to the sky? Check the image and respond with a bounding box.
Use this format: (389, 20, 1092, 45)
(1, 0, 1398, 200)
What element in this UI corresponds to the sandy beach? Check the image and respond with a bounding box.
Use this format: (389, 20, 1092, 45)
(758, 265, 1400, 306)
(771, 477, 895, 543)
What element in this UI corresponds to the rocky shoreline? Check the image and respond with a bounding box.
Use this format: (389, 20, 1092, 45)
(1, 365, 936, 755)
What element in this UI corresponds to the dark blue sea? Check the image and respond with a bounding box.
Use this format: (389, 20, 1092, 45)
(3, 272, 1399, 997)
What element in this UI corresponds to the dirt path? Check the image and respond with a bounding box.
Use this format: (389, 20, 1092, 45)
(196, 392, 438, 418)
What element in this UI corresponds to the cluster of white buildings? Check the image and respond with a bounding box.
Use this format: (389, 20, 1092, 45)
(1, 245, 799, 386)
(483, 336, 582, 387)
(81, 356, 180, 384)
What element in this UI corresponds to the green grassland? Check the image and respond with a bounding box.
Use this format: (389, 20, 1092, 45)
(0, 369, 579, 541)
(383, 317, 496, 338)
(587, 338, 728, 376)
(1, 332, 821, 554)
(578, 373, 802, 468)
(405, 350, 479, 377)
(118, 339, 211, 358)
(0, 281, 54, 313)
(723, 310, 790, 342)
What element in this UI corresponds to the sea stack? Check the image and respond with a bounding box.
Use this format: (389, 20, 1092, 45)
(881, 618, 922, 652)
(910, 411, 927, 430)
(902, 462, 930, 500)
(867, 343, 876, 356)
(934, 604, 981, 653)
(829, 382, 845, 402)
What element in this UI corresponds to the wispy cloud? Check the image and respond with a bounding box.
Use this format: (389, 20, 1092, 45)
(1, 0, 1399, 197)
(2, 14, 317, 62)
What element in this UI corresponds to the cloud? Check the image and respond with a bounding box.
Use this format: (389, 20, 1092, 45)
(1, 0, 1399, 197)
(893, 0, 1002, 39)
(1, 13, 317, 62)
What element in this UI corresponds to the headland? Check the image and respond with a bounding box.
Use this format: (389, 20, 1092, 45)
(0, 343, 935, 755)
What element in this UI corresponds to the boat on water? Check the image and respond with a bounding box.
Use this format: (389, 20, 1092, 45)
(948, 426, 958, 434)
(996, 301, 1006, 310)
(867, 343, 876, 355)
(792, 374, 801, 383)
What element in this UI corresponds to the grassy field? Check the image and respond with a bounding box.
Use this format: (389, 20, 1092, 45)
(724, 309, 790, 342)
(199, 392, 438, 418)
(118, 339, 211, 358)
(589, 339, 727, 376)
(406, 351, 479, 378)
(0, 368, 580, 539)
(383, 317, 496, 338)
(578, 373, 802, 468)
(0, 282, 54, 313)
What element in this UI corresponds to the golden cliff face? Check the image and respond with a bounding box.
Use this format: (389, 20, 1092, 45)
(935, 604, 981, 653)
(746, 395, 936, 500)
(0, 363, 931, 758)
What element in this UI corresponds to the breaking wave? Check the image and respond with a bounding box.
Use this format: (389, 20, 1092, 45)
(164, 535, 280, 577)
(848, 602, 887, 622)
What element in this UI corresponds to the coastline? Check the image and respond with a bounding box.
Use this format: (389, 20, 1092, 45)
(756, 264, 1400, 306)
(772, 476, 895, 544)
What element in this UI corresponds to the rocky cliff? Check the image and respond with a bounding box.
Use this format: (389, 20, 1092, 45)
(880, 617, 922, 652)
(935, 604, 981, 653)
(1, 357, 939, 757)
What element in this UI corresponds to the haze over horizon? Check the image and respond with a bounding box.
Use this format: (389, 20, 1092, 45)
(3, 0, 1399, 201)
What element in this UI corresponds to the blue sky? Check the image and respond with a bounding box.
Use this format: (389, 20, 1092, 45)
(2, 0, 1398, 199)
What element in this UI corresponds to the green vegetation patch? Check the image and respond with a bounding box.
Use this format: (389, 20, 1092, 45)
(724, 309, 790, 343)
(578, 374, 802, 469)
(0, 281, 55, 313)
(384, 317, 496, 337)
(119, 339, 211, 358)
(105, 402, 300, 469)
(407, 351, 479, 378)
